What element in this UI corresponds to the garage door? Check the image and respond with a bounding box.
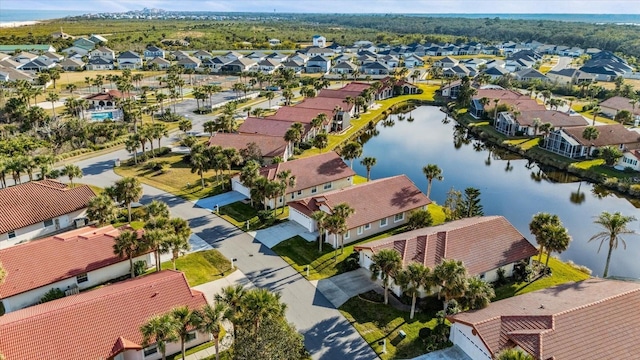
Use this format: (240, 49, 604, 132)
(231, 179, 251, 198)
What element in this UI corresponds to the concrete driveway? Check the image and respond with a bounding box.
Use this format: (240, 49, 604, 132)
(411, 345, 472, 360)
(315, 268, 379, 308)
(250, 221, 316, 248)
(195, 191, 248, 211)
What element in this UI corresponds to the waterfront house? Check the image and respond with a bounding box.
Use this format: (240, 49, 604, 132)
(543, 124, 640, 159)
(232, 152, 355, 207)
(616, 149, 640, 171)
(295, 96, 354, 132)
(288, 175, 431, 244)
(117, 51, 143, 70)
(440, 80, 462, 99)
(448, 279, 640, 360)
(355, 216, 538, 295)
(599, 96, 640, 122)
(0, 225, 152, 313)
(494, 110, 588, 136)
(0, 180, 95, 248)
(237, 117, 313, 141)
(268, 106, 333, 132)
(0, 270, 208, 360)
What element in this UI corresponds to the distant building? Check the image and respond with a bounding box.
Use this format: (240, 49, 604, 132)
(312, 35, 327, 48)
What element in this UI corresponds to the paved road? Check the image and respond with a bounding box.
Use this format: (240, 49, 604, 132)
(551, 56, 573, 71)
(67, 128, 377, 359)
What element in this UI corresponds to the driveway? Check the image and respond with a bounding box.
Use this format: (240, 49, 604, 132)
(195, 191, 248, 211)
(315, 268, 379, 308)
(411, 345, 472, 360)
(249, 221, 316, 248)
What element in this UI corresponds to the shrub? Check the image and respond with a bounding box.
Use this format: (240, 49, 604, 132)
(418, 327, 433, 339)
(133, 260, 148, 276)
(340, 252, 361, 272)
(496, 267, 508, 286)
(257, 210, 275, 226)
(298, 141, 313, 150)
(41, 288, 65, 303)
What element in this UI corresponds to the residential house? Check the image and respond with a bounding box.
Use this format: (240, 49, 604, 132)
(0, 225, 153, 313)
(237, 117, 312, 142)
(288, 53, 309, 65)
(20, 58, 56, 72)
(90, 46, 115, 60)
(171, 50, 190, 61)
(266, 52, 288, 62)
(193, 50, 213, 61)
(269, 38, 281, 46)
(546, 68, 596, 85)
(61, 45, 91, 56)
(599, 96, 640, 121)
(11, 51, 38, 64)
(483, 66, 509, 80)
(208, 133, 292, 163)
(301, 47, 335, 57)
(0, 66, 34, 83)
(460, 58, 487, 71)
(58, 58, 85, 71)
(494, 109, 587, 137)
(448, 279, 640, 360)
(39, 51, 63, 63)
(289, 175, 431, 244)
(224, 51, 244, 61)
(443, 64, 472, 78)
(361, 61, 391, 75)
(51, 30, 72, 39)
(580, 51, 633, 81)
(306, 55, 331, 74)
(257, 58, 282, 74)
(147, 56, 171, 70)
(433, 56, 459, 69)
(0, 270, 208, 360)
(332, 61, 358, 74)
(86, 57, 115, 71)
(72, 37, 96, 51)
(514, 68, 549, 82)
(88, 34, 108, 44)
(177, 55, 201, 69)
(543, 124, 640, 158)
(143, 45, 165, 60)
(246, 52, 267, 61)
(117, 51, 143, 70)
(0, 45, 56, 53)
(269, 106, 334, 132)
(355, 216, 538, 295)
(281, 59, 305, 74)
(616, 149, 640, 171)
(221, 58, 257, 73)
(333, 54, 353, 64)
(380, 55, 400, 68)
(403, 54, 424, 68)
(296, 96, 354, 132)
(0, 180, 95, 248)
(232, 152, 356, 206)
(85, 89, 135, 109)
(202, 56, 233, 71)
(312, 35, 327, 47)
(0, 52, 9, 61)
(395, 79, 420, 95)
(440, 80, 462, 99)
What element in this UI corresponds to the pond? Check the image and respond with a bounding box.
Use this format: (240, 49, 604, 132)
(351, 106, 640, 278)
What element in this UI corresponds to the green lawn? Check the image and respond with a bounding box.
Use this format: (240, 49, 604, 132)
(155, 250, 234, 286)
(493, 254, 591, 301)
(339, 295, 442, 359)
(218, 201, 289, 231)
(272, 204, 445, 280)
(503, 137, 540, 150)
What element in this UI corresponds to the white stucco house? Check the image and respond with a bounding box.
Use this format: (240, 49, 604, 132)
(0, 180, 95, 248)
(0, 225, 154, 314)
(616, 149, 640, 171)
(312, 35, 327, 47)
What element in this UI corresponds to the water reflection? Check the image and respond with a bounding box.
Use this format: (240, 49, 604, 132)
(353, 106, 640, 278)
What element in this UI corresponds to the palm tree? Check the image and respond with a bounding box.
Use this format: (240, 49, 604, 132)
(276, 170, 296, 214)
(190, 148, 210, 189)
(463, 276, 495, 310)
(45, 92, 59, 121)
(145, 200, 170, 220)
(433, 259, 468, 310)
(311, 210, 328, 252)
(265, 90, 275, 108)
(496, 348, 535, 360)
(582, 126, 600, 157)
(114, 177, 143, 223)
(396, 263, 432, 319)
(214, 285, 246, 338)
(143, 228, 167, 272)
(529, 213, 562, 263)
(87, 194, 117, 226)
(198, 303, 227, 360)
(332, 203, 354, 253)
(171, 306, 202, 360)
(370, 249, 403, 305)
(540, 224, 572, 271)
(240, 288, 287, 334)
(164, 218, 192, 270)
(342, 141, 363, 169)
(61, 164, 83, 187)
(589, 211, 637, 278)
(113, 230, 145, 278)
(360, 157, 377, 181)
(140, 314, 179, 360)
(313, 133, 328, 153)
(591, 105, 601, 126)
(422, 164, 443, 198)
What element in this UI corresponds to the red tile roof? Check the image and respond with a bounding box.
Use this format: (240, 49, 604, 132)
(85, 89, 134, 101)
(0, 270, 207, 360)
(289, 175, 430, 229)
(317, 89, 364, 100)
(270, 106, 333, 124)
(208, 132, 288, 158)
(259, 152, 355, 193)
(340, 82, 372, 93)
(562, 124, 640, 147)
(476, 89, 526, 100)
(448, 278, 640, 360)
(517, 110, 588, 128)
(0, 225, 145, 298)
(499, 98, 544, 112)
(296, 96, 354, 112)
(600, 96, 640, 116)
(0, 180, 96, 234)
(354, 216, 537, 274)
(238, 117, 311, 137)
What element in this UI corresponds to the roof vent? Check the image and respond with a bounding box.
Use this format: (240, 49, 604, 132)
(539, 304, 545, 309)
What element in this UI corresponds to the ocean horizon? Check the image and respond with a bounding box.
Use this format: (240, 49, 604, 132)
(1, 9, 639, 25)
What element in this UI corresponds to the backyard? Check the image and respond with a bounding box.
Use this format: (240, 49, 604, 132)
(153, 249, 234, 287)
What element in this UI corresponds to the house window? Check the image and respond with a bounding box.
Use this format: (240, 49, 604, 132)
(394, 213, 405, 223)
(143, 345, 158, 357)
(379, 218, 388, 227)
(311, 187, 317, 194)
(344, 230, 350, 240)
(323, 182, 332, 190)
(291, 193, 295, 200)
(364, 223, 371, 230)
(279, 197, 283, 204)
(357, 226, 364, 235)
(7, 231, 16, 239)
(186, 331, 197, 342)
(297, 190, 303, 196)
(76, 273, 88, 284)
(44, 219, 54, 227)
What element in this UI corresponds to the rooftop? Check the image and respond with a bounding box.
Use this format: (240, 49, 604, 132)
(208, 133, 288, 158)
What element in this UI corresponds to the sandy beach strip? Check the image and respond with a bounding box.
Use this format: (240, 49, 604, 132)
(0, 21, 40, 28)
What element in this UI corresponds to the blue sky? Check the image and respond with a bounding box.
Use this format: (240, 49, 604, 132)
(4, 0, 640, 14)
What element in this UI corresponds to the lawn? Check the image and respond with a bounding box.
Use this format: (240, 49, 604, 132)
(353, 175, 368, 184)
(272, 204, 445, 280)
(218, 201, 290, 231)
(114, 152, 236, 201)
(493, 254, 591, 301)
(339, 294, 441, 359)
(72, 182, 104, 195)
(155, 249, 234, 287)
(503, 137, 540, 150)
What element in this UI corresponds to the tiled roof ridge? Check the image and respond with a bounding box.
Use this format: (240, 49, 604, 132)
(0, 270, 187, 326)
(553, 284, 640, 317)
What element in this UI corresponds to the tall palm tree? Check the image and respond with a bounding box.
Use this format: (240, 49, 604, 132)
(140, 314, 179, 360)
(342, 141, 363, 169)
(143, 228, 167, 272)
(190, 148, 210, 189)
(240, 160, 261, 207)
(591, 105, 601, 126)
(276, 170, 296, 214)
(589, 211, 637, 278)
(241, 288, 287, 334)
(87, 194, 117, 226)
(45, 92, 59, 121)
(311, 210, 328, 252)
(360, 157, 377, 181)
(529, 213, 562, 263)
(198, 303, 227, 360)
(433, 259, 468, 310)
(370, 249, 403, 305)
(396, 262, 432, 319)
(463, 276, 495, 310)
(422, 164, 443, 198)
(114, 177, 143, 223)
(113, 230, 145, 278)
(332, 203, 354, 253)
(163, 218, 192, 270)
(62, 164, 83, 187)
(145, 200, 170, 220)
(540, 224, 572, 271)
(171, 306, 202, 360)
(214, 285, 246, 338)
